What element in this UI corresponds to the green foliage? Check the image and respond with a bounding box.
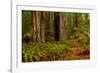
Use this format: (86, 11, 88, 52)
(66, 13, 74, 38)
(22, 42, 70, 62)
(22, 11, 32, 36)
(66, 13, 90, 49)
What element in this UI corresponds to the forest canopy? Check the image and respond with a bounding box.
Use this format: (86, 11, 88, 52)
(22, 10, 90, 62)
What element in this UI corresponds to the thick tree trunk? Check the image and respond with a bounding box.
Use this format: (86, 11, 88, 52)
(32, 11, 41, 42)
(59, 13, 67, 41)
(36, 11, 41, 42)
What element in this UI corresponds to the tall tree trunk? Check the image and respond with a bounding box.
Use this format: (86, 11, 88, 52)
(36, 11, 41, 42)
(49, 12, 55, 41)
(54, 12, 60, 41)
(32, 11, 37, 42)
(59, 13, 67, 41)
(40, 12, 45, 42)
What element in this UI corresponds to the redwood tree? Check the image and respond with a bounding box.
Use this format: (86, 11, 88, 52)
(59, 13, 67, 41)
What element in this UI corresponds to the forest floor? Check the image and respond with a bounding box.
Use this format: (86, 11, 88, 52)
(22, 42, 90, 62)
(68, 48, 90, 60)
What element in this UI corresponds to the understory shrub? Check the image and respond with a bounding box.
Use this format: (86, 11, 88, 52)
(22, 42, 70, 62)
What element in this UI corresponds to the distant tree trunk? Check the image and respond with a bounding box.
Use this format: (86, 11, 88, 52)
(67, 13, 74, 39)
(32, 11, 37, 42)
(71, 13, 74, 32)
(50, 12, 54, 30)
(40, 12, 45, 42)
(59, 13, 67, 41)
(74, 13, 78, 27)
(54, 12, 60, 41)
(49, 12, 55, 41)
